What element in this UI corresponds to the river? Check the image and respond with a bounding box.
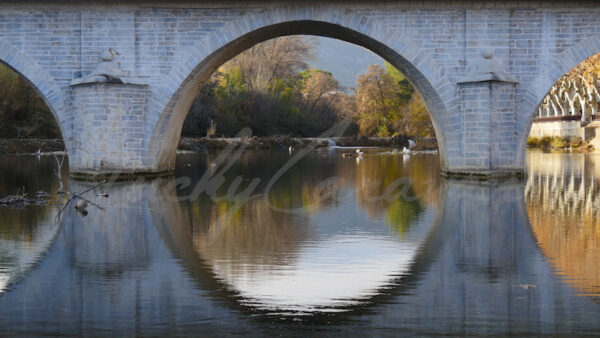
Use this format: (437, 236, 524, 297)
(0, 148, 599, 335)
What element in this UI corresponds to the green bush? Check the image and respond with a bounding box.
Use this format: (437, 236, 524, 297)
(569, 136, 583, 148)
(539, 136, 553, 148)
(528, 135, 584, 150)
(526, 137, 540, 148)
(551, 136, 569, 149)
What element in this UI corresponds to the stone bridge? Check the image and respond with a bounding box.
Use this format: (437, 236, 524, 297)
(1, 1, 600, 179)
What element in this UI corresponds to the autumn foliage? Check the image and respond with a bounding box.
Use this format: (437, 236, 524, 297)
(183, 36, 435, 139)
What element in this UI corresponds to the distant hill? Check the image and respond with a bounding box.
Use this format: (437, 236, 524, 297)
(311, 36, 385, 91)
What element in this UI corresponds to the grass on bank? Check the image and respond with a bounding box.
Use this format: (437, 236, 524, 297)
(527, 136, 587, 150)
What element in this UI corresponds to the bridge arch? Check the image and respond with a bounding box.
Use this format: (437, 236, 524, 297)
(516, 35, 600, 165)
(0, 38, 71, 146)
(146, 6, 457, 172)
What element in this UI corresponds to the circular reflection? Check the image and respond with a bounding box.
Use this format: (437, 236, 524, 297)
(209, 234, 419, 313)
(0, 155, 64, 294)
(176, 151, 441, 315)
(526, 151, 600, 297)
(0, 206, 61, 293)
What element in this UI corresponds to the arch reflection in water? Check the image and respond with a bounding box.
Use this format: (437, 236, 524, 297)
(0, 155, 64, 294)
(4, 151, 600, 334)
(526, 150, 600, 297)
(172, 150, 442, 314)
(0, 207, 60, 293)
(0, 179, 229, 335)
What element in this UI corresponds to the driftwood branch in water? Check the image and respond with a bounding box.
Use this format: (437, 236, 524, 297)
(50, 152, 106, 215)
(1, 154, 107, 214)
(63, 180, 107, 211)
(0, 189, 50, 208)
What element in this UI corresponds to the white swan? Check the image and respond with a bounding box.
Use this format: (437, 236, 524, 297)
(402, 147, 411, 155)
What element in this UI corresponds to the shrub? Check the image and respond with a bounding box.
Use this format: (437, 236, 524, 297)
(569, 136, 583, 148)
(526, 137, 540, 148)
(551, 136, 569, 149)
(539, 136, 553, 148)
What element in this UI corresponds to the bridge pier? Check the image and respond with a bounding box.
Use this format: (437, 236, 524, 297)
(445, 49, 524, 180)
(68, 83, 168, 180)
(444, 80, 524, 180)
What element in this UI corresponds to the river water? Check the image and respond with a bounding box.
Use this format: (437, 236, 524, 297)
(0, 148, 599, 335)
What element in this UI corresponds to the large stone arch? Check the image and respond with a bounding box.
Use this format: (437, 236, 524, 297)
(516, 35, 600, 165)
(145, 6, 457, 172)
(0, 38, 71, 146)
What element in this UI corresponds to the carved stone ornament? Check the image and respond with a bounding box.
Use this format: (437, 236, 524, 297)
(70, 48, 148, 86)
(458, 48, 516, 84)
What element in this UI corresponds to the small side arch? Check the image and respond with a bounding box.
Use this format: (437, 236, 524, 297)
(145, 6, 458, 172)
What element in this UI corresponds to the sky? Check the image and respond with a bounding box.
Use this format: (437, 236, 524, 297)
(311, 36, 385, 90)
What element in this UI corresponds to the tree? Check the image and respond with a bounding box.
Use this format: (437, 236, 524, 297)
(226, 36, 316, 92)
(297, 69, 345, 133)
(354, 63, 434, 138)
(182, 37, 435, 139)
(385, 62, 413, 105)
(0, 63, 61, 139)
(405, 95, 434, 138)
(184, 36, 357, 137)
(354, 64, 404, 137)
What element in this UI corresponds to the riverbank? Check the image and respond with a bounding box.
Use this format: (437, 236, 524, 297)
(0, 137, 438, 155)
(179, 136, 438, 152)
(0, 139, 65, 154)
(526, 136, 594, 152)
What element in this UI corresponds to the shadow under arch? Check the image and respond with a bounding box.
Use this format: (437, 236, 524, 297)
(150, 177, 455, 324)
(147, 7, 456, 172)
(0, 38, 71, 148)
(515, 35, 600, 166)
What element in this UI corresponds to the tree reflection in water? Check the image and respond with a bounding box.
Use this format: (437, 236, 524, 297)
(176, 149, 441, 314)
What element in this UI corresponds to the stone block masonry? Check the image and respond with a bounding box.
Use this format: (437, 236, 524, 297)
(0, 1, 599, 179)
(70, 83, 151, 179)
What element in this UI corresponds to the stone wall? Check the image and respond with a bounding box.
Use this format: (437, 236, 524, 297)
(0, 1, 599, 177)
(70, 83, 150, 177)
(529, 121, 582, 138)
